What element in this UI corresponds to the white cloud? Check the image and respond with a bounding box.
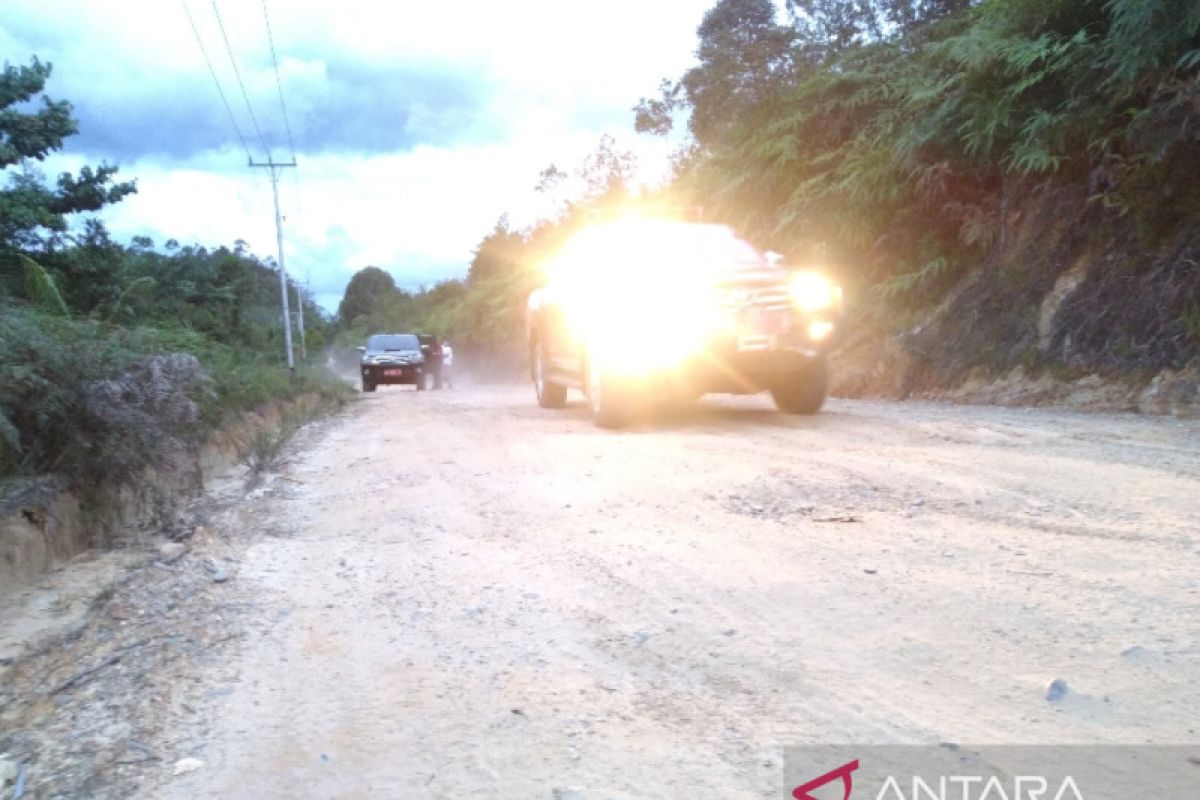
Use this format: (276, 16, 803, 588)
(3, 0, 718, 311)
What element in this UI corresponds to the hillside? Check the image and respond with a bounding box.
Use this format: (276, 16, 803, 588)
(833, 183, 1200, 414)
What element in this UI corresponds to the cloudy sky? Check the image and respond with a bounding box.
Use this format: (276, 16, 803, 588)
(1, 0, 716, 311)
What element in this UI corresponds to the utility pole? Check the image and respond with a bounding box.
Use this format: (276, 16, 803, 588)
(295, 272, 307, 362)
(249, 157, 300, 369)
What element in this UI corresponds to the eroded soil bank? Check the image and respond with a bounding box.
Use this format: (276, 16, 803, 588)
(0, 393, 333, 594)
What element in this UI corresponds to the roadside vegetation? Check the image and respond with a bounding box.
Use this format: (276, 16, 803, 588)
(0, 58, 347, 487)
(340, 0, 1200, 387)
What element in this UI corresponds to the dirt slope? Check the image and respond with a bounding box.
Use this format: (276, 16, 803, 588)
(5, 385, 1199, 798)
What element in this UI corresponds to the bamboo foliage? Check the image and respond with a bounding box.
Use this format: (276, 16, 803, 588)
(102, 276, 158, 323)
(669, 0, 1200, 298)
(20, 255, 69, 316)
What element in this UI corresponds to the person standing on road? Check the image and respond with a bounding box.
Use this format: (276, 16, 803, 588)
(441, 340, 454, 389)
(420, 335, 445, 390)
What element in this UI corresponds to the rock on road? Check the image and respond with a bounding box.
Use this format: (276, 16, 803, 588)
(160, 385, 1200, 798)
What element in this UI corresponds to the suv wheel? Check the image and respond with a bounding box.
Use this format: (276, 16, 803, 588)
(362, 377, 376, 393)
(587, 362, 633, 428)
(770, 356, 829, 415)
(533, 342, 567, 408)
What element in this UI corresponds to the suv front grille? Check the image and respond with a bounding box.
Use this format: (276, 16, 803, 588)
(715, 284, 792, 312)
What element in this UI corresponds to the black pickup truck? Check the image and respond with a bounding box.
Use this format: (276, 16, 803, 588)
(357, 333, 425, 392)
(525, 220, 844, 427)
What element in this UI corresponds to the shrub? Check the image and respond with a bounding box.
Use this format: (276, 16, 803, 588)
(81, 352, 208, 481)
(0, 302, 349, 482)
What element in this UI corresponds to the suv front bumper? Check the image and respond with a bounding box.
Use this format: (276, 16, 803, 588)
(594, 317, 842, 394)
(361, 364, 424, 385)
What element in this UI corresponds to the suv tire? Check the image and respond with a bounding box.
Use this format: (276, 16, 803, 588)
(533, 342, 567, 408)
(587, 362, 633, 429)
(771, 356, 829, 415)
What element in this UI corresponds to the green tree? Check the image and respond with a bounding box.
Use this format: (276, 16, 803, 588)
(468, 219, 526, 284)
(338, 266, 400, 325)
(0, 58, 136, 250)
(577, 134, 638, 199)
(784, 1, 970, 56)
(58, 218, 124, 311)
(648, 0, 796, 148)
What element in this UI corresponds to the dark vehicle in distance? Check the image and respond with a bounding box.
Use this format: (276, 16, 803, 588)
(526, 220, 845, 427)
(357, 333, 425, 392)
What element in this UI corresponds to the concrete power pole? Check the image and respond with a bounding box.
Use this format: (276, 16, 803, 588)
(250, 157, 301, 368)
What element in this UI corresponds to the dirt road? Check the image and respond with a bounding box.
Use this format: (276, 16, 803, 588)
(149, 386, 1199, 798)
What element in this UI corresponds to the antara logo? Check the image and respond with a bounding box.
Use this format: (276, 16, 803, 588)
(792, 760, 1086, 800)
(872, 775, 1085, 800)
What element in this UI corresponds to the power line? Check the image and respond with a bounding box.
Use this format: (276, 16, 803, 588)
(182, 0, 300, 370)
(289, 167, 304, 228)
(210, 0, 271, 160)
(180, 0, 253, 162)
(261, 0, 296, 162)
(259, 0, 305, 361)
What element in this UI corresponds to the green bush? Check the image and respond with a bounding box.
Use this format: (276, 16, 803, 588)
(0, 302, 349, 482)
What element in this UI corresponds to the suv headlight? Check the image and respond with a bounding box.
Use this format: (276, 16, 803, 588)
(791, 271, 841, 313)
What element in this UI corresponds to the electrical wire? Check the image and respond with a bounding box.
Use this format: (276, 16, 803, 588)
(210, 0, 272, 160)
(261, 0, 297, 162)
(289, 168, 304, 222)
(180, 0, 253, 162)
(260, 0, 305, 291)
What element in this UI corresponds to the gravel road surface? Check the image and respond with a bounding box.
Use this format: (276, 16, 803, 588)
(148, 386, 1200, 797)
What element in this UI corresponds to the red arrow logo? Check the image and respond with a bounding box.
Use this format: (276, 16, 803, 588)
(793, 759, 860, 800)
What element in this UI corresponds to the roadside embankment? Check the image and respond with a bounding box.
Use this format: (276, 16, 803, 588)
(831, 324, 1200, 417)
(830, 188, 1200, 417)
(0, 391, 337, 593)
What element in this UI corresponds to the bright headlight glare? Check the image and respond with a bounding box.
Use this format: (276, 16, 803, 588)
(791, 271, 840, 313)
(566, 284, 711, 376)
(808, 320, 835, 341)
